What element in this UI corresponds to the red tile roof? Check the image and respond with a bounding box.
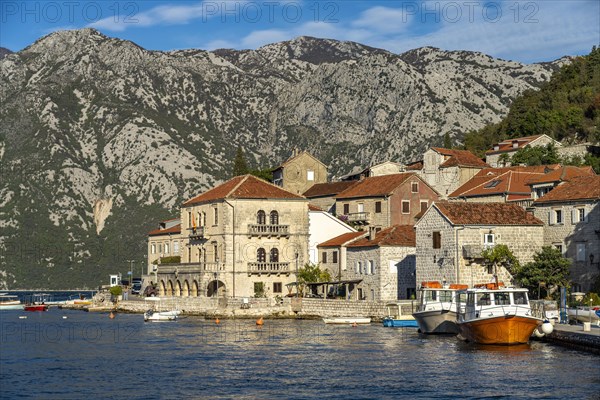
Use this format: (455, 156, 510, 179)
(183, 175, 304, 206)
(303, 181, 358, 198)
(335, 173, 418, 199)
(308, 204, 324, 211)
(405, 161, 423, 171)
(318, 231, 366, 247)
(485, 135, 544, 155)
(347, 225, 416, 247)
(431, 148, 489, 168)
(526, 166, 595, 185)
(449, 170, 544, 199)
(148, 224, 181, 236)
(433, 202, 543, 225)
(533, 175, 600, 203)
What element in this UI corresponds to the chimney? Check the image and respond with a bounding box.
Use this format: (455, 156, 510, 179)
(368, 226, 376, 241)
(493, 144, 500, 151)
(512, 140, 519, 148)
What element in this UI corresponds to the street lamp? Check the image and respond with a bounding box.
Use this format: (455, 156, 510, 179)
(295, 252, 299, 298)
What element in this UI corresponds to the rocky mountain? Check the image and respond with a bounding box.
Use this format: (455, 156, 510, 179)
(0, 48, 12, 60)
(0, 29, 567, 288)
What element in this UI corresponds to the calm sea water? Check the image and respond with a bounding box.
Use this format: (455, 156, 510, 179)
(1, 308, 599, 400)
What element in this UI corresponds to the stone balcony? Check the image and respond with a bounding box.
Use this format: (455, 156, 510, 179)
(347, 212, 370, 224)
(188, 226, 206, 240)
(247, 262, 290, 275)
(157, 262, 224, 274)
(248, 224, 290, 237)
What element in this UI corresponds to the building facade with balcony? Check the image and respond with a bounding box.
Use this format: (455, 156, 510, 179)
(334, 173, 439, 229)
(415, 202, 544, 288)
(532, 175, 600, 292)
(153, 175, 309, 299)
(147, 219, 184, 274)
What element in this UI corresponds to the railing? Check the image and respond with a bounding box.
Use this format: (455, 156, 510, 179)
(157, 262, 224, 274)
(247, 262, 290, 274)
(188, 226, 205, 240)
(248, 224, 289, 236)
(347, 212, 370, 223)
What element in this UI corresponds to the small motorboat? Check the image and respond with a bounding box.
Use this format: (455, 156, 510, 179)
(144, 309, 180, 322)
(0, 293, 23, 310)
(323, 317, 371, 325)
(567, 307, 600, 324)
(383, 301, 418, 327)
(24, 293, 50, 312)
(456, 283, 545, 345)
(412, 281, 468, 334)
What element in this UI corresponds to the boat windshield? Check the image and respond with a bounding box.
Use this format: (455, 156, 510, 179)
(476, 293, 491, 306)
(424, 290, 437, 301)
(494, 292, 511, 305)
(439, 290, 453, 302)
(513, 291, 528, 305)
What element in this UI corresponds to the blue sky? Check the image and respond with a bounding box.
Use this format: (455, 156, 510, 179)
(1, 1, 598, 62)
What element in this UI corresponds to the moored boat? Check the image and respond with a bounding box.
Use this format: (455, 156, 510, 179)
(567, 307, 600, 324)
(24, 293, 50, 312)
(412, 281, 468, 334)
(144, 309, 180, 322)
(383, 302, 418, 327)
(457, 283, 543, 345)
(0, 293, 23, 310)
(323, 317, 371, 325)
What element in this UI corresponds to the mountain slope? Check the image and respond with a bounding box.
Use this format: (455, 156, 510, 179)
(0, 29, 565, 288)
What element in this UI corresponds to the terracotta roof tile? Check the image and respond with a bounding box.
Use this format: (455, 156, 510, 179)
(431, 148, 489, 168)
(149, 224, 181, 236)
(183, 175, 304, 206)
(303, 181, 358, 198)
(526, 166, 595, 185)
(449, 170, 544, 199)
(533, 175, 600, 203)
(485, 135, 544, 155)
(308, 203, 324, 211)
(318, 231, 366, 247)
(434, 202, 543, 225)
(405, 161, 423, 170)
(335, 173, 417, 199)
(347, 225, 416, 247)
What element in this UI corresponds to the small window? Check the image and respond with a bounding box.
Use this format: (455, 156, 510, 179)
(420, 201, 428, 213)
(332, 251, 338, 264)
(484, 233, 494, 248)
(357, 261, 362, 274)
(270, 210, 279, 225)
(494, 292, 510, 305)
(188, 211, 192, 227)
(411, 182, 419, 193)
(307, 170, 314, 181)
(202, 212, 207, 227)
(402, 200, 410, 214)
(369, 260, 375, 274)
(173, 241, 179, 254)
(273, 282, 282, 293)
(322, 251, 327, 264)
(257, 248, 266, 263)
(555, 209, 563, 224)
(357, 203, 364, 213)
(151, 244, 156, 254)
(214, 207, 219, 225)
(270, 248, 279, 263)
(158, 244, 163, 254)
(513, 292, 528, 305)
(578, 208, 585, 223)
(576, 243, 586, 261)
(477, 293, 491, 306)
(433, 231, 441, 249)
(213, 244, 218, 263)
(257, 210, 266, 224)
(164, 243, 170, 254)
(375, 201, 382, 213)
(553, 243, 563, 254)
(484, 180, 501, 189)
(343, 204, 349, 215)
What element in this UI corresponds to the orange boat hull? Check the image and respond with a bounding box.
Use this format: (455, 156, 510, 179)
(459, 315, 540, 345)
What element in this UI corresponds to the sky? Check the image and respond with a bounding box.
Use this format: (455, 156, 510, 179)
(0, 0, 598, 63)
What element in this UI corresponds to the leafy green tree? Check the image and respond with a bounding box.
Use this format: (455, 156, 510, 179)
(481, 244, 520, 277)
(510, 144, 561, 166)
(232, 146, 249, 177)
(296, 263, 331, 295)
(249, 168, 273, 182)
(513, 246, 571, 299)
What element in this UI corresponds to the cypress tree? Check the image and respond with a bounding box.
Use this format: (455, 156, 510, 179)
(232, 146, 249, 177)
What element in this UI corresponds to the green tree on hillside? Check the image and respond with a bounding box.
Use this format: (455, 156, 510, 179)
(232, 146, 249, 177)
(510, 144, 561, 166)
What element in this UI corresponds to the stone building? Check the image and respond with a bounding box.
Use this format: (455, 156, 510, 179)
(415, 202, 544, 288)
(339, 161, 405, 181)
(335, 173, 439, 228)
(532, 175, 600, 292)
(308, 204, 356, 265)
(485, 134, 560, 167)
(303, 181, 358, 214)
(416, 147, 488, 198)
(344, 225, 417, 301)
(153, 175, 309, 299)
(317, 231, 366, 280)
(147, 218, 184, 274)
(273, 150, 328, 195)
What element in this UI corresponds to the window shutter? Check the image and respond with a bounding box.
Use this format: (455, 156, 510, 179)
(548, 210, 554, 225)
(572, 209, 577, 223)
(584, 207, 589, 223)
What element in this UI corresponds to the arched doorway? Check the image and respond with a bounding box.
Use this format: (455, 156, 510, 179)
(182, 280, 190, 297)
(191, 280, 199, 297)
(167, 280, 174, 296)
(175, 280, 182, 297)
(207, 280, 226, 297)
(160, 280, 166, 296)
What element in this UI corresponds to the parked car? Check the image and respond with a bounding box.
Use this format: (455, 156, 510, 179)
(131, 282, 142, 295)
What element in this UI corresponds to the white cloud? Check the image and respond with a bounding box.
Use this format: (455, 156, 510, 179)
(351, 6, 413, 34)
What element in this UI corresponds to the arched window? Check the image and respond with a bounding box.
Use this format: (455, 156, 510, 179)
(257, 210, 266, 225)
(270, 210, 279, 225)
(257, 248, 266, 263)
(270, 248, 279, 263)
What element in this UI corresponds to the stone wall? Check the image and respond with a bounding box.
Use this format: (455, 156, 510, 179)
(297, 298, 388, 318)
(534, 201, 600, 292)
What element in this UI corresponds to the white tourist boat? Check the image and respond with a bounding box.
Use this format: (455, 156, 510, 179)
(0, 293, 23, 310)
(323, 317, 371, 325)
(143, 297, 180, 322)
(456, 283, 548, 345)
(412, 281, 468, 334)
(567, 307, 600, 324)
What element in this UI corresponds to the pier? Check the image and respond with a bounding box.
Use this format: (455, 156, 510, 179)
(537, 323, 600, 354)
